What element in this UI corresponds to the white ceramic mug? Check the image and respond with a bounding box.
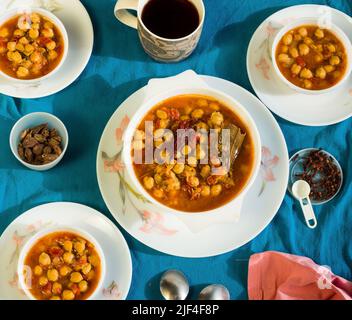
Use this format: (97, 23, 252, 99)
(114, 0, 205, 62)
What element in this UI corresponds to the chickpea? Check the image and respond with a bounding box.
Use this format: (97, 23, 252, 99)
(13, 29, 24, 37)
(299, 43, 310, 56)
(330, 55, 340, 66)
(132, 140, 144, 151)
(153, 188, 164, 198)
(277, 53, 292, 65)
(0, 45, 6, 54)
(0, 28, 9, 38)
(191, 108, 204, 119)
(303, 79, 313, 89)
(47, 269, 59, 282)
(298, 27, 308, 37)
(62, 290, 75, 300)
(24, 44, 34, 54)
(316, 67, 326, 79)
(281, 45, 289, 53)
(50, 296, 61, 300)
(11, 51, 22, 64)
(78, 280, 88, 293)
(48, 50, 58, 60)
(314, 53, 323, 63)
(173, 163, 185, 174)
(197, 99, 208, 107)
(88, 255, 99, 267)
(42, 28, 54, 38)
(211, 185, 222, 196)
(52, 282, 62, 295)
(34, 265, 43, 276)
(209, 102, 220, 111)
(282, 33, 293, 45)
(39, 276, 48, 286)
(187, 176, 200, 187)
(289, 47, 299, 58)
(32, 23, 40, 30)
(314, 28, 324, 39)
(154, 173, 162, 184)
(196, 122, 208, 131)
(39, 252, 51, 266)
(200, 185, 210, 197)
(180, 115, 190, 121)
(17, 67, 29, 78)
(291, 63, 301, 75)
(74, 241, 85, 255)
(182, 145, 192, 156)
(63, 252, 74, 264)
(184, 165, 196, 177)
(63, 240, 73, 252)
(28, 29, 39, 39)
(300, 68, 313, 79)
(303, 37, 313, 45)
(156, 109, 168, 119)
(158, 119, 169, 129)
(19, 37, 29, 45)
(143, 176, 154, 190)
(294, 34, 302, 41)
(200, 165, 211, 178)
(44, 21, 54, 29)
(70, 272, 83, 283)
(86, 270, 95, 281)
(16, 43, 24, 52)
(30, 51, 43, 63)
(210, 112, 224, 126)
(81, 263, 92, 275)
(60, 265, 72, 277)
(30, 13, 41, 24)
(134, 129, 145, 141)
(187, 156, 198, 167)
(6, 42, 16, 52)
(324, 65, 335, 73)
(326, 43, 336, 53)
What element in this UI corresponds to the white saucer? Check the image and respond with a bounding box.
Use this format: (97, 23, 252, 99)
(0, 0, 93, 99)
(96, 75, 289, 258)
(0, 202, 132, 300)
(247, 4, 352, 126)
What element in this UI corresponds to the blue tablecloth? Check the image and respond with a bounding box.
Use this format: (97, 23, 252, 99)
(1, 0, 351, 300)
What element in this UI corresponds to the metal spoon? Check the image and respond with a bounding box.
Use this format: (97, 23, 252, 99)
(292, 180, 317, 229)
(160, 270, 189, 300)
(199, 284, 230, 300)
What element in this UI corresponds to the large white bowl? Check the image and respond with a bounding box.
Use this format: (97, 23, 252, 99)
(122, 87, 262, 216)
(17, 226, 106, 300)
(272, 17, 352, 95)
(0, 7, 69, 83)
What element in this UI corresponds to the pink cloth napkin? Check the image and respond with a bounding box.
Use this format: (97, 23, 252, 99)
(248, 251, 352, 300)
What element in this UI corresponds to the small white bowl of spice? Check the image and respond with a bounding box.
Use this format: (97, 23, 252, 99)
(9, 112, 68, 171)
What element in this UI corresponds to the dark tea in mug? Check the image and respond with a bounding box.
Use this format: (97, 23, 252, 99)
(141, 0, 200, 39)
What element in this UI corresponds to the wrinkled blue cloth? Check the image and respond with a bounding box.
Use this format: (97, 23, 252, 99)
(0, 0, 351, 300)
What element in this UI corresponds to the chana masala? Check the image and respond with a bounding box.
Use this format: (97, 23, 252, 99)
(132, 95, 255, 212)
(24, 232, 101, 300)
(276, 25, 348, 90)
(0, 12, 64, 80)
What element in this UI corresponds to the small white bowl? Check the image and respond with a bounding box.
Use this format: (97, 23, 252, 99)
(0, 7, 69, 83)
(272, 18, 352, 95)
(122, 87, 262, 216)
(17, 226, 106, 300)
(9, 112, 68, 171)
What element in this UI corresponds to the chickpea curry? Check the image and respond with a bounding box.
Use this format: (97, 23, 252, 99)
(276, 25, 348, 90)
(24, 232, 101, 300)
(132, 95, 255, 212)
(0, 13, 64, 80)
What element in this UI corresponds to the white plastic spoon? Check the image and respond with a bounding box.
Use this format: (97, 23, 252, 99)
(292, 180, 317, 229)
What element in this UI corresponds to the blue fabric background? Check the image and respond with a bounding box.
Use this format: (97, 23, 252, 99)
(0, 0, 351, 300)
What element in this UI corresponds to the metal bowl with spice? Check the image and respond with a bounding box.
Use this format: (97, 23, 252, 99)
(9, 112, 68, 171)
(288, 148, 343, 205)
